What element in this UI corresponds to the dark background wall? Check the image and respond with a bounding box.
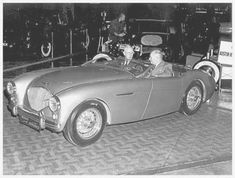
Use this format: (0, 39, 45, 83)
(4, 3, 231, 22)
(3, 3, 231, 61)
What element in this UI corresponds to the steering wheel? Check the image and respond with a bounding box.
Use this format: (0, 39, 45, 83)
(134, 64, 143, 72)
(91, 53, 113, 63)
(136, 65, 155, 78)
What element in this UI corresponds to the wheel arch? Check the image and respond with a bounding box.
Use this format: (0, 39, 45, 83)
(70, 98, 112, 125)
(182, 79, 206, 104)
(90, 98, 112, 125)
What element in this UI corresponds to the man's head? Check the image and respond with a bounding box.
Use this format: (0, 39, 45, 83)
(118, 13, 126, 22)
(123, 45, 134, 64)
(149, 49, 164, 66)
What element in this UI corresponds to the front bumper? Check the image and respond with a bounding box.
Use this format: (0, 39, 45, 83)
(18, 107, 44, 131)
(15, 106, 60, 132)
(7, 90, 61, 132)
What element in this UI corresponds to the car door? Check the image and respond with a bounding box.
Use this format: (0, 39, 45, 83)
(103, 78, 152, 124)
(143, 76, 182, 119)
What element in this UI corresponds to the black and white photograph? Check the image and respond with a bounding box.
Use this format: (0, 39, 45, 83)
(1, 0, 233, 175)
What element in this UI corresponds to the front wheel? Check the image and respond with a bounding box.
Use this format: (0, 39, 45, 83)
(63, 101, 107, 146)
(180, 81, 203, 115)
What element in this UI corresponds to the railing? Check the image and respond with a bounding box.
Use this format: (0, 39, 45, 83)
(4, 28, 90, 74)
(3, 52, 83, 73)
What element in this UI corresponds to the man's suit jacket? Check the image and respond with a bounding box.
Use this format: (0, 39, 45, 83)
(151, 61, 173, 77)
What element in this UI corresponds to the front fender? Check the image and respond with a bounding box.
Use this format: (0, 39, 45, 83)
(56, 82, 111, 132)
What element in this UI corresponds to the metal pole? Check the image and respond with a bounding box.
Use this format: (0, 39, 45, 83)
(97, 28, 101, 53)
(86, 47, 88, 62)
(85, 29, 89, 62)
(51, 31, 54, 68)
(70, 29, 73, 66)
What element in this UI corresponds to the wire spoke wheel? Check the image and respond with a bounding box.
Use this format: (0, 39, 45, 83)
(186, 86, 202, 111)
(76, 108, 102, 140)
(180, 81, 203, 115)
(63, 101, 107, 146)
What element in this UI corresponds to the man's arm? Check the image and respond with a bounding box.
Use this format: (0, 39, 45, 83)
(151, 64, 173, 77)
(110, 21, 126, 37)
(160, 64, 173, 77)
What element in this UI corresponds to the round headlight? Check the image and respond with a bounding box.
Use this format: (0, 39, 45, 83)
(6, 81, 16, 95)
(48, 96, 60, 112)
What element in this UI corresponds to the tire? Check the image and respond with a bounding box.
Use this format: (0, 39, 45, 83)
(41, 42, 51, 57)
(180, 81, 203, 115)
(63, 122, 76, 146)
(63, 101, 107, 146)
(193, 60, 220, 83)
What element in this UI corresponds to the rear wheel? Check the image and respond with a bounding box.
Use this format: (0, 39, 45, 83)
(63, 101, 107, 146)
(180, 81, 203, 115)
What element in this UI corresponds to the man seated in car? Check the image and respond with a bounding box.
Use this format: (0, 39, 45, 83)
(114, 44, 134, 65)
(113, 44, 144, 73)
(149, 49, 173, 77)
(122, 44, 135, 65)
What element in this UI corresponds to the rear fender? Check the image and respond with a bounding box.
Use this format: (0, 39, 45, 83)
(181, 69, 216, 103)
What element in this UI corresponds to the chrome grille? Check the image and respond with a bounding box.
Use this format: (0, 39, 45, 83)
(27, 87, 52, 111)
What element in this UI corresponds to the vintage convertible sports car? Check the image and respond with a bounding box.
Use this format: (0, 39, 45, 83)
(6, 53, 216, 146)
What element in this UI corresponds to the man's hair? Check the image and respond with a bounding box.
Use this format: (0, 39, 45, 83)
(123, 45, 133, 53)
(151, 49, 164, 56)
(119, 13, 125, 18)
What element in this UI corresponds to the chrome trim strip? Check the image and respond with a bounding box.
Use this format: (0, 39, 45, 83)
(116, 92, 134, 96)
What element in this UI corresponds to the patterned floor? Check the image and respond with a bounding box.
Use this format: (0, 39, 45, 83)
(3, 91, 232, 175)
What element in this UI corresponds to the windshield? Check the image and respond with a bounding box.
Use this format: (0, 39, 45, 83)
(87, 59, 151, 77)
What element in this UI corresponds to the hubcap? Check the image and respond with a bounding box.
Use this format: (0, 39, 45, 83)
(76, 108, 102, 139)
(186, 86, 202, 111)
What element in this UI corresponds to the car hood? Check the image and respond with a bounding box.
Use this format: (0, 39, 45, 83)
(30, 65, 132, 94)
